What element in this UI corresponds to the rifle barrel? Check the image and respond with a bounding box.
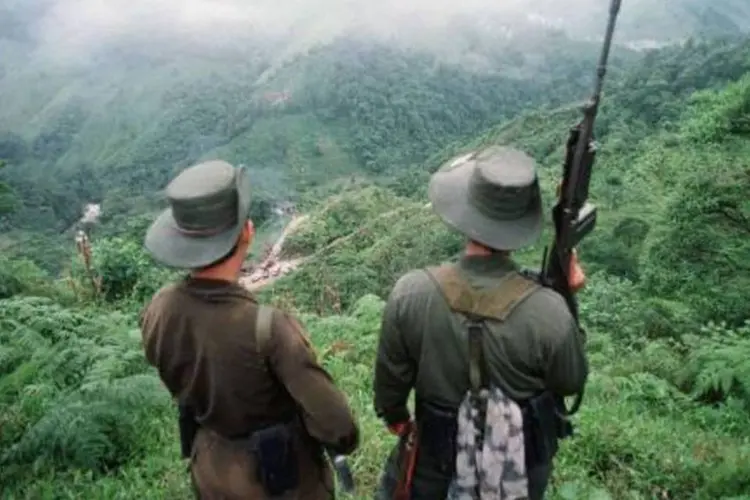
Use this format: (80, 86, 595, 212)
(592, 0, 623, 108)
(563, 0, 623, 233)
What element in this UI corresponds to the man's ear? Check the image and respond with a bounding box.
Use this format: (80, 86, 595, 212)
(240, 219, 255, 244)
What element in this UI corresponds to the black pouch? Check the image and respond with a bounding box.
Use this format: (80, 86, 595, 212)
(418, 403, 458, 475)
(248, 423, 299, 497)
(178, 403, 199, 459)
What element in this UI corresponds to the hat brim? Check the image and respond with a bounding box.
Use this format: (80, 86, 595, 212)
(428, 159, 543, 251)
(144, 167, 252, 269)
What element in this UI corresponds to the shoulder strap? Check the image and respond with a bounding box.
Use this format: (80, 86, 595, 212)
(425, 265, 540, 322)
(255, 305, 275, 354)
(424, 264, 541, 392)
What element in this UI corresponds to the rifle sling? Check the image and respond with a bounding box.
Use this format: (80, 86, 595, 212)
(255, 304, 275, 354)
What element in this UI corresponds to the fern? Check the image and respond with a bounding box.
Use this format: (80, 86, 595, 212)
(1, 374, 170, 479)
(0, 295, 173, 489)
(676, 321, 750, 406)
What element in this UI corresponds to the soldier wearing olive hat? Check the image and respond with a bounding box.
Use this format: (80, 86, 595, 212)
(374, 146, 589, 500)
(139, 160, 359, 499)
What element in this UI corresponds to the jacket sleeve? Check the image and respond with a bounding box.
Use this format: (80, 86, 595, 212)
(373, 280, 416, 426)
(267, 311, 359, 455)
(544, 312, 589, 397)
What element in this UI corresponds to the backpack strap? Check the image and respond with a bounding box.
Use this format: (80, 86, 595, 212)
(467, 321, 485, 393)
(255, 304, 276, 354)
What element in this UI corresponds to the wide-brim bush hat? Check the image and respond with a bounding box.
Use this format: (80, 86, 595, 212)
(428, 146, 543, 251)
(145, 160, 252, 269)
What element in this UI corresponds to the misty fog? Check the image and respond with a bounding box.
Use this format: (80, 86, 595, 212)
(3, 0, 690, 66)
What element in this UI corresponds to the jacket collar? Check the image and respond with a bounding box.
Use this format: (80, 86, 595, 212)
(457, 252, 518, 277)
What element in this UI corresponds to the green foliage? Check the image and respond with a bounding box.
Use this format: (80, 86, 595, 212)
(637, 77, 750, 325)
(0, 255, 49, 300)
(677, 321, 750, 407)
(264, 187, 462, 314)
(0, 297, 172, 490)
(0, 158, 17, 215)
(85, 237, 177, 305)
(460, 39, 750, 329)
(2, 27, 750, 500)
(2, 286, 749, 499)
(282, 185, 407, 257)
(0, 29, 612, 251)
(244, 49, 750, 498)
(287, 39, 596, 175)
(682, 72, 750, 142)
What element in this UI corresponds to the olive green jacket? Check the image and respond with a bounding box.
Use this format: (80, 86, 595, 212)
(373, 253, 588, 425)
(140, 277, 359, 499)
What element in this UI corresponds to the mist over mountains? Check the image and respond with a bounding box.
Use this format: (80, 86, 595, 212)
(3, 0, 750, 63)
(3, 0, 748, 132)
(1, 0, 750, 268)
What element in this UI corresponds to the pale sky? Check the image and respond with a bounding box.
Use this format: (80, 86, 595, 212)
(30, 0, 589, 49)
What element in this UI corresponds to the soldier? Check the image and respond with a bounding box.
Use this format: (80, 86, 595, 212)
(373, 146, 589, 499)
(139, 160, 359, 499)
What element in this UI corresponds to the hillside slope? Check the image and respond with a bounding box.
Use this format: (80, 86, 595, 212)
(4, 0, 750, 233)
(3, 3, 749, 276)
(0, 34, 621, 267)
(257, 38, 750, 327)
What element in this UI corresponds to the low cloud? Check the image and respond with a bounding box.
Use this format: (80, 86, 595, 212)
(9, 0, 653, 65)
(28, 0, 576, 55)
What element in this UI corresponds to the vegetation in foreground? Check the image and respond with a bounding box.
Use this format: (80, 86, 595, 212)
(1, 284, 749, 499)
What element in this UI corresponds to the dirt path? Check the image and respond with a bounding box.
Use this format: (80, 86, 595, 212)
(240, 214, 309, 292)
(239, 201, 432, 292)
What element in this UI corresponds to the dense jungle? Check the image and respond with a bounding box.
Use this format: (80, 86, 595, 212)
(1, 0, 749, 499)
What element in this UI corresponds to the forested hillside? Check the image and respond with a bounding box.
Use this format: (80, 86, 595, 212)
(1, 2, 750, 498)
(262, 36, 750, 328)
(0, 33, 629, 272)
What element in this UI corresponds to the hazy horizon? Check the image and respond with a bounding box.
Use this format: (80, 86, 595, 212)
(3, 0, 687, 65)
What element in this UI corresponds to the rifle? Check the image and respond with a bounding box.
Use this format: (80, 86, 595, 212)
(539, 0, 622, 417)
(393, 421, 419, 500)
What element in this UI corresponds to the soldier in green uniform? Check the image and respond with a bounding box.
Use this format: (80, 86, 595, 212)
(139, 160, 359, 499)
(373, 146, 589, 499)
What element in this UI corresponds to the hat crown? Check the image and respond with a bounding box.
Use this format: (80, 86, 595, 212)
(165, 160, 239, 236)
(468, 147, 540, 222)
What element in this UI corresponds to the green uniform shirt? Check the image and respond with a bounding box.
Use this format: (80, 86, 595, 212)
(140, 277, 359, 498)
(140, 277, 359, 452)
(373, 253, 588, 425)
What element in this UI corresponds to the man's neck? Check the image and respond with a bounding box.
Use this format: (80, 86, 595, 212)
(190, 263, 242, 283)
(464, 240, 509, 258)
